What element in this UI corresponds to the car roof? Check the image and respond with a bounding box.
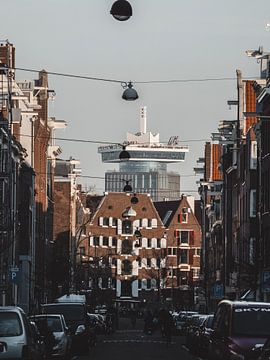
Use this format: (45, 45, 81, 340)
(0, 306, 25, 313)
(219, 300, 270, 307)
(42, 302, 84, 306)
(30, 314, 63, 318)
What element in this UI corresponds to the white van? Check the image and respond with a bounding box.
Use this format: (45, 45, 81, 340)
(0, 306, 41, 359)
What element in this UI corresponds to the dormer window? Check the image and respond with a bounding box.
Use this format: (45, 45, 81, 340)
(178, 207, 189, 223)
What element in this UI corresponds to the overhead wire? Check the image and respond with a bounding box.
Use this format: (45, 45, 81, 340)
(14, 66, 257, 85)
(15, 133, 209, 145)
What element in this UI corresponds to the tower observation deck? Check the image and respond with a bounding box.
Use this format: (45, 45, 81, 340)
(98, 107, 189, 201)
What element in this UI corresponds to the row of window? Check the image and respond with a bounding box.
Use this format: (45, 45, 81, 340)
(90, 236, 167, 250)
(99, 217, 158, 229)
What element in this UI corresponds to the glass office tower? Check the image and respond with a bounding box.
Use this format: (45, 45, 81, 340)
(98, 107, 189, 201)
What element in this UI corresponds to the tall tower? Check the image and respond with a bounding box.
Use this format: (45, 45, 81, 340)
(98, 107, 189, 201)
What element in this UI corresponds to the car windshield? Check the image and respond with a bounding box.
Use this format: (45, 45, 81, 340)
(42, 305, 85, 322)
(0, 312, 22, 337)
(233, 307, 270, 336)
(33, 317, 63, 332)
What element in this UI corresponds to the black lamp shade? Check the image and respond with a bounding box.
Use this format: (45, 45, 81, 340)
(119, 148, 130, 161)
(122, 82, 138, 101)
(123, 184, 133, 192)
(110, 0, 132, 21)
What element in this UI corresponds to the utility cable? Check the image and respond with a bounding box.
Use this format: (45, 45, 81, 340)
(14, 66, 258, 85)
(15, 133, 209, 145)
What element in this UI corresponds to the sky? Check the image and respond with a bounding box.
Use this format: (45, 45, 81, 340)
(3, 0, 270, 197)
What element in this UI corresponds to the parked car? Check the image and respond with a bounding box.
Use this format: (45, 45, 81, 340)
(251, 338, 270, 360)
(0, 306, 43, 359)
(30, 314, 72, 359)
(197, 314, 214, 357)
(186, 314, 208, 353)
(41, 302, 94, 355)
(87, 313, 106, 335)
(175, 311, 198, 334)
(29, 321, 46, 359)
(209, 300, 270, 360)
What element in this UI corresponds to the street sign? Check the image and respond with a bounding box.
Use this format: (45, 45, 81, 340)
(9, 267, 20, 284)
(212, 283, 224, 299)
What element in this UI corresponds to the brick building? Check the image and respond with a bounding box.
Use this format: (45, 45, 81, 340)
(84, 192, 167, 305)
(154, 196, 201, 308)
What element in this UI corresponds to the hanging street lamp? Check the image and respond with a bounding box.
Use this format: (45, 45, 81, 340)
(110, 0, 133, 21)
(122, 82, 139, 101)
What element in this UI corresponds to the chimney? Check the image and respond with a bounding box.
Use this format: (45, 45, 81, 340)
(0, 42, 15, 69)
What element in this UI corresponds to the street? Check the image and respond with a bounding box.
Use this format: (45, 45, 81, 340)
(77, 318, 199, 360)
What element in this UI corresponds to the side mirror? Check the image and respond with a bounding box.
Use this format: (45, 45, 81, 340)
(75, 325, 86, 335)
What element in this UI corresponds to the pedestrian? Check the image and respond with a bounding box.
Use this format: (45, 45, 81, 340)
(144, 310, 153, 334)
(163, 310, 174, 347)
(130, 308, 137, 329)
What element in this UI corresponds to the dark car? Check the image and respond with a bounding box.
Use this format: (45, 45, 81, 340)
(41, 302, 94, 355)
(186, 314, 208, 353)
(209, 300, 270, 360)
(197, 314, 214, 357)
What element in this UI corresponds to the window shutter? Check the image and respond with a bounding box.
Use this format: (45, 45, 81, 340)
(189, 249, 194, 264)
(132, 260, 139, 275)
(89, 236, 93, 246)
(151, 238, 157, 248)
(189, 231, 194, 246)
(117, 219, 122, 235)
(117, 239, 121, 254)
(109, 217, 113, 226)
(117, 259, 121, 275)
(99, 217, 103, 226)
(142, 218, 147, 227)
(142, 237, 148, 248)
(152, 218, 157, 228)
(161, 237, 167, 248)
(174, 229, 180, 238)
(109, 236, 112, 247)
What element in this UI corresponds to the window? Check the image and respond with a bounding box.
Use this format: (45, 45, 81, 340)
(103, 237, 109, 246)
(93, 236, 99, 246)
(157, 238, 161, 248)
(147, 258, 151, 267)
(122, 260, 132, 275)
(195, 248, 201, 256)
(147, 279, 151, 289)
(157, 258, 161, 268)
(168, 247, 177, 256)
(112, 237, 117, 247)
(112, 218, 117, 227)
(180, 231, 189, 244)
(250, 140, 257, 169)
(147, 238, 152, 248)
(181, 207, 189, 223)
(122, 239, 132, 254)
(250, 190, 256, 218)
(138, 279, 142, 289)
(79, 246, 85, 255)
(180, 249, 188, 263)
(121, 280, 132, 296)
(122, 220, 133, 234)
(112, 258, 117, 266)
(103, 217, 109, 226)
(147, 219, 152, 228)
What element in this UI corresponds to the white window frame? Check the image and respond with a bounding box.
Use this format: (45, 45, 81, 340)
(250, 189, 256, 218)
(250, 140, 257, 170)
